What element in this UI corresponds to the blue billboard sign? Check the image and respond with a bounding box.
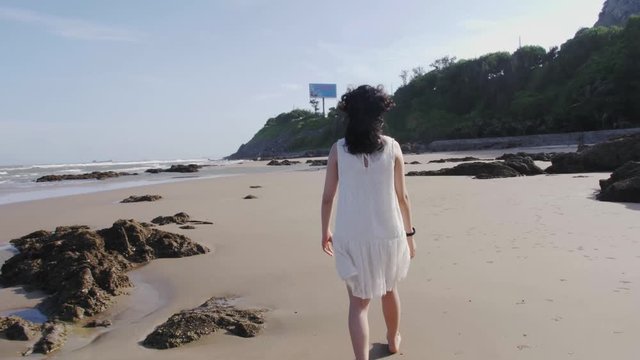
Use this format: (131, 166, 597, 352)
(309, 83, 337, 98)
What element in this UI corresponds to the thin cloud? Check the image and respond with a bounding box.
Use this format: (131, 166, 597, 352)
(280, 83, 302, 91)
(0, 6, 144, 42)
(458, 19, 498, 32)
(253, 92, 284, 101)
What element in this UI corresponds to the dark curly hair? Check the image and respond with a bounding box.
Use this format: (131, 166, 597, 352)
(338, 85, 395, 154)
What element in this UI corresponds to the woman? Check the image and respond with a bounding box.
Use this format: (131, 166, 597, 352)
(320, 85, 416, 360)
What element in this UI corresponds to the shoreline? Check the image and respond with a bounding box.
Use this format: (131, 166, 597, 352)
(0, 159, 308, 207)
(0, 145, 576, 208)
(0, 173, 236, 207)
(1, 148, 639, 359)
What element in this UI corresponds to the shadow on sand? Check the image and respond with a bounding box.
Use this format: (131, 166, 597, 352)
(370, 342, 393, 359)
(589, 190, 640, 211)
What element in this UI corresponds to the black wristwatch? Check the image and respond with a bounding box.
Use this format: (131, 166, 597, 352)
(406, 227, 416, 237)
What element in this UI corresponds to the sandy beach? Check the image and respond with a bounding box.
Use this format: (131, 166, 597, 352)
(1, 148, 639, 360)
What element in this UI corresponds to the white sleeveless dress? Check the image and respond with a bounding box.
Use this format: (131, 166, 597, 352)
(333, 135, 410, 299)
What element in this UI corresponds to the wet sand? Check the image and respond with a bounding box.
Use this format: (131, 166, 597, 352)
(1, 148, 639, 359)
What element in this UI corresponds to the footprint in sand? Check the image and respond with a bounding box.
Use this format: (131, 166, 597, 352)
(516, 344, 531, 351)
(486, 260, 494, 264)
(515, 299, 526, 305)
(545, 298, 554, 303)
(552, 316, 563, 322)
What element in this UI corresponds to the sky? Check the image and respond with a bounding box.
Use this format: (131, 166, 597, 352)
(0, 0, 605, 165)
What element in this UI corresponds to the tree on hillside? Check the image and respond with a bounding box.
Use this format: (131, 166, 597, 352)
(399, 70, 409, 86)
(309, 98, 320, 114)
(429, 56, 457, 71)
(411, 66, 425, 80)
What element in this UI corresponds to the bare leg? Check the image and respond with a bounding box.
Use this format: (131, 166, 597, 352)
(381, 288, 401, 353)
(348, 286, 371, 360)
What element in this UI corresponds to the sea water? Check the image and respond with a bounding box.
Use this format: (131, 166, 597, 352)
(0, 157, 296, 206)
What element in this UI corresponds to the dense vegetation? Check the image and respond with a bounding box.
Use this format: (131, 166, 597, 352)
(387, 17, 640, 143)
(231, 17, 640, 158)
(230, 108, 344, 158)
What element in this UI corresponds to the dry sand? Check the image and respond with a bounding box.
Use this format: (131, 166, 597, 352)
(1, 148, 639, 359)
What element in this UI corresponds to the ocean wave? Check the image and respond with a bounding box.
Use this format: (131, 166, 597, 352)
(55, 169, 84, 174)
(115, 166, 156, 173)
(210, 159, 246, 166)
(7, 173, 41, 178)
(0, 158, 213, 171)
(0, 171, 7, 175)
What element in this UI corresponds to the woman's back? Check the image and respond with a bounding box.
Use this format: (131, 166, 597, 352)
(332, 135, 409, 299)
(320, 85, 415, 359)
(334, 135, 404, 243)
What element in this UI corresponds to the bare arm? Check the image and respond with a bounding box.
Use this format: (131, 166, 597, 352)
(393, 141, 416, 258)
(320, 143, 338, 256)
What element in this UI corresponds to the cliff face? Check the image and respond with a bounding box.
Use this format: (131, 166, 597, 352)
(595, 0, 640, 27)
(227, 109, 341, 160)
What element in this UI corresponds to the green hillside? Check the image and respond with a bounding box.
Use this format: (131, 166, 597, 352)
(387, 16, 640, 143)
(230, 17, 640, 159)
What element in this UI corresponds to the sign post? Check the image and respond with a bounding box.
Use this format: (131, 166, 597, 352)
(309, 83, 337, 118)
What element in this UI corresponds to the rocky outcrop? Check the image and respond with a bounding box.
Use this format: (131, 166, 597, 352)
(407, 156, 544, 179)
(0, 220, 209, 322)
(306, 159, 328, 166)
(502, 157, 546, 176)
(546, 134, 640, 173)
(84, 319, 112, 328)
(497, 152, 558, 162)
(408, 162, 519, 179)
(0, 316, 40, 341)
(428, 157, 480, 163)
(36, 171, 136, 182)
(146, 164, 203, 174)
(121, 195, 163, 203)
(595, 0, 640, 27)
(598, 161, 640, 202)
(0, 317, 70, 355)
(266, 159, 301, 166)
(150, 212, 213, 226)
(32, 322, 68, 354)
(142, 297, 266, 349)
(151, 212, 191, 225)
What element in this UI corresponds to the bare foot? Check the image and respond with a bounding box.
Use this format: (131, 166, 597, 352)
(388, 332, 401, 353)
